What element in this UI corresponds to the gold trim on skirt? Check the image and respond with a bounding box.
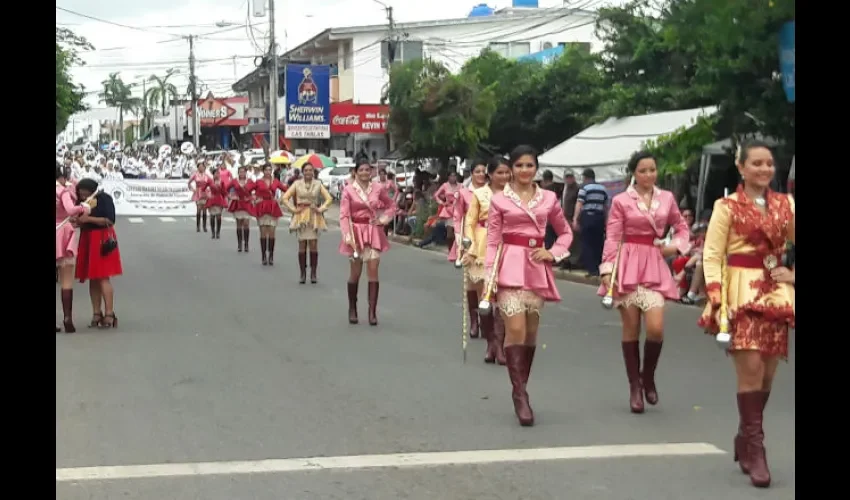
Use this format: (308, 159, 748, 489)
(257, 215, 279, 227)
(498, 289, 544, 317)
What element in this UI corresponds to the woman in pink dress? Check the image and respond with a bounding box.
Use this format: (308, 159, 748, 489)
(339, 159, 396, 326)
(205, 168, 228, 240)
(248, 165, 286, 266)
(56, 166, 92, 333)
(227, 166, 255, 252)
(189, 161, 213, 233)
(433, 171, 461, 249)
(485, 146, 574, 426)
(598, 151, 691, 414)
(449, 160, 488, 339)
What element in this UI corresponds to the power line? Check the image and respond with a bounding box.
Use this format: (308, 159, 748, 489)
(55, 6, 179, 37)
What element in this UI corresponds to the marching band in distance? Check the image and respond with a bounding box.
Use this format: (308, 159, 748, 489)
(698, 140, 795, 488)
(598, 151, 691, 414)
(250, 165, 286, 266)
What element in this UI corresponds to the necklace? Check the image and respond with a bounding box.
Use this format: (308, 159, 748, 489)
(754, 197, 766, 207)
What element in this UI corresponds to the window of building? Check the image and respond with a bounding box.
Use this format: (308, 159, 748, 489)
(381, 40, 424, 68)
(487, 41, 531, 58)
(558, 42, 591, 54)
(542, 41, 553, 50)
(343, 43, 353, 70)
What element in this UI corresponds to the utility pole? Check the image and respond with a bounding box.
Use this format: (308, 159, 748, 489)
(268, 0, 279, 152)
(374, 1, 397, 65)
(188, 34, 200, 150)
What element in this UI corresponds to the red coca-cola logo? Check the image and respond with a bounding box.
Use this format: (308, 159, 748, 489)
(332, 115, 361, 125)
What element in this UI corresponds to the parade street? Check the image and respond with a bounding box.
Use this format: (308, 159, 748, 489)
(56, 217, 795, 500)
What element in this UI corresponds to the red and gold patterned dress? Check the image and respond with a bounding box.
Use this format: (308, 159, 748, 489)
(698, 187, 796, 359)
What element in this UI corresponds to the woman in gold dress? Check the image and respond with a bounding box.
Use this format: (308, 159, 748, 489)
(462, 156, 512, 364)
(281, 164, 333, 284)
(698, 140, 795, 489)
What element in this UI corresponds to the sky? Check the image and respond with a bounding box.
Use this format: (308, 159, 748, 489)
(58, 0, 621, 113)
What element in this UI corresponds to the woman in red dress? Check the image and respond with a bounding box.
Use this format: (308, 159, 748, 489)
(248, 165, 286, 266)
(189, 160, 213, 233)
(228, 166, 256, 252)
(205, 168, 228, 240)
(74, 178, 123, 329)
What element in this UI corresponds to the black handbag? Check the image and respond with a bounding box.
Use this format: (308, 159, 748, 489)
(101, 224, 118, 256)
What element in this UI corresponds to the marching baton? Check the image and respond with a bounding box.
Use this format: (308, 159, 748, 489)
(478, 243, 503, 314)
(461, 255, 469, 363)
(347, 217, 360, 260)
(454, 213, 473, 269)
(601, 240, 623, 310)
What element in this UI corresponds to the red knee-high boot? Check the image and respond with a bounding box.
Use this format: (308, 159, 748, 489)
(61, 289, 75, 333)
(642, 340, 662, 405)
(309, 251, 318, 283)
(505, 345, 535, 426)
(738, 391, 772, 487)
(734, 391, 770, 475)
(298, 252, 307, 283)
(480, 311, 496, 363)
(493, 309, 507, 365)
(367, 281, 379, 326)
(621, 341, 645, 414)
(347, 281, 359, 324)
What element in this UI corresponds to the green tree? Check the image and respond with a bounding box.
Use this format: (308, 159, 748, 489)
(98, 73, 143, 145)
(384, 58, 496, 176)
(56, 27, 93, 135)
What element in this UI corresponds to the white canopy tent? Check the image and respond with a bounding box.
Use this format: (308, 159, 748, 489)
(537, 106, 719, 183)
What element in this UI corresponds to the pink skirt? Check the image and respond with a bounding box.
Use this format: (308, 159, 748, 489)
(56, 224, 79, 262)
(595, 242, 679, 300)
(338, 221, 390, 258)
(495, 246, 561, 302)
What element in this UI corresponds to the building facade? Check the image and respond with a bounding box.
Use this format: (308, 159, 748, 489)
(232, 5, 600, 157)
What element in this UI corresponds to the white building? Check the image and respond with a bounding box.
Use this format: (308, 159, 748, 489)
(232, 2, 600, 155)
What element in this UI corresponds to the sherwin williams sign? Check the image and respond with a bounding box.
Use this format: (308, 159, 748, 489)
(284, 64, 331, 139)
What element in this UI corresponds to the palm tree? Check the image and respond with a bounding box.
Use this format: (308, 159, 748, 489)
(98, 72, 142, 144)
(145, 68, 180, 117)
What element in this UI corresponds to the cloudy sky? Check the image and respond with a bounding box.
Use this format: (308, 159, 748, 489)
(58, 0, 620, 109)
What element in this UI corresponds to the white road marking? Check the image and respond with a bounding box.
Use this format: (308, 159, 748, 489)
(128, 218, 144, 224)
(158, 217, 177, 222)
(56, 443, 724, 482)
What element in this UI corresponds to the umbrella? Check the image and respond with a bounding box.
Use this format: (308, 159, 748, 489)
(269, 155, 291, 165)
(293, 153, 335, 170)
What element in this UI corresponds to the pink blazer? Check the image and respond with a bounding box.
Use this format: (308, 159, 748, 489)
(433, 182, 460, 220)
(339, 182, 397, 240)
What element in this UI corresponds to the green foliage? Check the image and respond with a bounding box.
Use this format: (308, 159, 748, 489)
(594, 0, 795, 148)
(644, 115, 717, 178)
(384, 59, 496, 162)
(56, 28, 93, 136)
(460, 48, 603, 152)
(99, 73, 143, 145)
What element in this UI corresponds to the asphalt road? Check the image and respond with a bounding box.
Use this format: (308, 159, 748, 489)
(56, 216, 795, 500)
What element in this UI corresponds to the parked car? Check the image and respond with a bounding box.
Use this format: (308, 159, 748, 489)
(320, 164, 355, 190)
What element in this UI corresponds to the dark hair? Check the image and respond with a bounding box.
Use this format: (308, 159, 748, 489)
(76, 178, 99, 197)
(542, 169, 553, 181)
(447, 171, 458, 179)
(56, 164, 64, 180)
(582, 168, 595, 180)
(470, 157, 488, 170)
(487, 155, 510, 175)
(627, 151, 656, 173)
(356, 156, 371, 168)
(738, 140, 773, 164)
(508, 145, 538, 167)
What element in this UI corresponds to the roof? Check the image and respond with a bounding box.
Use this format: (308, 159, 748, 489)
(538, 106, 719, 168)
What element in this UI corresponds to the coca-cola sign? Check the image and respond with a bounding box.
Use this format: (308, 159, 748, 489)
(330, 103, 389, 134)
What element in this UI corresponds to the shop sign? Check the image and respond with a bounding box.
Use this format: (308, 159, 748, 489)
(284, 64, 331, 139)
(330, 103, 389, 134)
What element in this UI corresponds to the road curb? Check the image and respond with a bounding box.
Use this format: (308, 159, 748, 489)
(387, 234, 602, 287)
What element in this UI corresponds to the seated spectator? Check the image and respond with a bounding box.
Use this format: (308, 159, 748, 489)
(671, 209, 708, 304)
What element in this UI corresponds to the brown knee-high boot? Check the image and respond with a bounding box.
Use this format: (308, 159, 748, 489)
(367, 281, 379, 326)
(493, 310, 507, 365)
(237, 226, 243, 251)
(61, 289, 75, 333)
(260, 237, 268, 265)
(268, 237, 276, 265)
(243, 227, 250, 252)
(202, 211, 208, 232)
(466, 290, 480, 338)
(309, 251, 318, 283)
(210, 216, 217, 239)
(642, 340, 662, 405)
(737, 391, 771, 487)
(298, 252, 307, 283)
(621, 341, 645, 414)
(505, 345, 535, 426)
(347, 281, 359, 324)
(481, 312, 496, 363)
(196, 211, 201, 232)
(735, 391, 770, 474)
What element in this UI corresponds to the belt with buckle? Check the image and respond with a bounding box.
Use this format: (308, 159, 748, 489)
(502, 233, 544, 249)
(623, 234, 659, 246)
(727, 254, 780, 270)
(351, 217, 371, 224)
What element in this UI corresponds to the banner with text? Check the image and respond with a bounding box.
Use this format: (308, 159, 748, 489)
(284, 64, 331, 139)
(330, 103, 389, 134)
(101, 179, 196, 216)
